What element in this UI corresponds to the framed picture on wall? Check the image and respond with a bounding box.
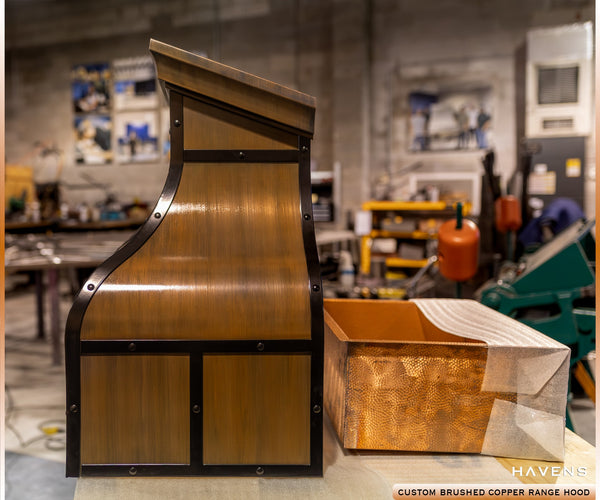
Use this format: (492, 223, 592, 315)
(113, 56, 158, 111)
(74, 115, 113, 165)
(115, 111, 159, 163)
(71, 63, 111, 114)
(408, 86, 492, 153)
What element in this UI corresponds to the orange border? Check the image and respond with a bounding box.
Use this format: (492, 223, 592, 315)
(1, 1, 7, 497)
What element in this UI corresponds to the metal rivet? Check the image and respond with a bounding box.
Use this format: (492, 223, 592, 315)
(154, 212, 161, 219)
(239, 151, 246, 160)
(313, 404, 321, 414)
(303, 213, 311, 221)
(192, 404, 201, 414)
(87, 283, 95, 291)
(128, 342, 136, 352)
(129, 467, 137, 476)
(174, 120, 181, 127)
(312, 284, 320, 292)
(257, 342, 265, 352)
(69, 404, 78, 414)
(301, 146, 309, 153)
(256, 466, 264, 475)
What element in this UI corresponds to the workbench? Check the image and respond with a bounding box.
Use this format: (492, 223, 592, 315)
(5, 231, 131, 364)
(74, 415, 595, 499)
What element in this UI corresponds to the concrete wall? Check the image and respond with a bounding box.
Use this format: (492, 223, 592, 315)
(5, 0, 594, 220)
(369, 0, 594, 216)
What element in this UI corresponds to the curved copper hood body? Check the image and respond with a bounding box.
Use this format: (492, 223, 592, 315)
(66, 40, 323, 477)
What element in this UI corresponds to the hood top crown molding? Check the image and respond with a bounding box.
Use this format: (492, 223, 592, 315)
(150, 39, 315, 137)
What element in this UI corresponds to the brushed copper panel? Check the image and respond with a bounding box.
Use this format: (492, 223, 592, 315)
(324, 299, 485, 344)
(323, 318, 348, 441)
(80, 355, 190, 465)
(203, 354, 311, 465)
(183, 98, 297, 150)
(81, 163, 310, 340)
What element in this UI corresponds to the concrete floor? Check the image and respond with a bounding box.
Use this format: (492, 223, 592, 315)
(4, 282, 596, 499)
(5, 286, 75, 500)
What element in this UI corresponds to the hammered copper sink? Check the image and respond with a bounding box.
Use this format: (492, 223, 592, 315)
(323, 298, 570, 461)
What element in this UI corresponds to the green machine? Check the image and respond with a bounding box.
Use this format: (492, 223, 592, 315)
(479, 219, 596, 425)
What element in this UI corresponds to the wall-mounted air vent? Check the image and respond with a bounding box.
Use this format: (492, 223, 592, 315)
(538, 66, 578, 105)
(526, 22, 592, 137)
(542, 118, 574, 129)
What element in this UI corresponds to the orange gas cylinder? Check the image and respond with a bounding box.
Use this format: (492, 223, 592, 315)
(495, 195, 521, 233)
(438, 219, 480, 282)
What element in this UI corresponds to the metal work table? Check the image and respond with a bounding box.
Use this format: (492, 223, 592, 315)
(5, 231, 132, 365)
(5, 217, 145, 234)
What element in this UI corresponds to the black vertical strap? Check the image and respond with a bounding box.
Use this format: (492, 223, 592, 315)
(170, 92, 184, 165)
(189, 354, 203, 470)
(298, 135, 324, 475)
(65, 318, 81, 477)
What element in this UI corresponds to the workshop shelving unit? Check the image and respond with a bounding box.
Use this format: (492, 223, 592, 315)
(359, 200, 471, 276)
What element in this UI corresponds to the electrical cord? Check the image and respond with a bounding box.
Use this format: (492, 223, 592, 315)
(5, 384, 66, 451)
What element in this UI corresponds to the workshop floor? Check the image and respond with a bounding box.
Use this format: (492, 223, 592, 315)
(5, 285, 76, 500)
(4, 283, 596, 499)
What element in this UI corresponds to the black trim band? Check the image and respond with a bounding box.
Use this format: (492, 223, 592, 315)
(183, 149, 299, 163)
(81, 464, 321, 477)
(81, 339, 314, 354)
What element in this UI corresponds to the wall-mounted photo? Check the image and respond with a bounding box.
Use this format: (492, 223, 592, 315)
(113, 56, 158, 110)
(115, 111, 159, 163)
(72, 63, 111, 113)
(74, 115, 113, 165)
(408, 86, 492, 152)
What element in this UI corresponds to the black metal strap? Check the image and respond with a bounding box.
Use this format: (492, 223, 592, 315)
(183, 149, 299, 163)
(81, 339, 313, 354)
(81, 463, 321, 477)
